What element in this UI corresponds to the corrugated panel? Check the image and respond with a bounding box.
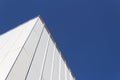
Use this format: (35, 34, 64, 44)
(61, 58, 65, 80)
(0, 17, 38, 80)
(6, 18, 43, 80)
(65, 63, 67, 80)
(26, 27, 50, 80)
(52, 48, 60, 80)
(0, 16, 75, 80)
(42, 38, 54, 80)
(67, 68, 70, 80)
(6, 49, 30, 80)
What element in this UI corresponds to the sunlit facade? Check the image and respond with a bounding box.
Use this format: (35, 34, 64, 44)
(0, 17, 75, 80)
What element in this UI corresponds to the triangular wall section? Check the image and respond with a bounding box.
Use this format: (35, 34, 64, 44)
(0, 17, 75, 80)
(0, 17, 39, 80)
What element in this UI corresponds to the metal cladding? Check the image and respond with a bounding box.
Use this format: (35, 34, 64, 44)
(0, 17, 75, 80)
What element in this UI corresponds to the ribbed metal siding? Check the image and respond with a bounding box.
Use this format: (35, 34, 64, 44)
(1, 17, 75, 80)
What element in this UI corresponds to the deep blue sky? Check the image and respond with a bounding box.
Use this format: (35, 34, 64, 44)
(0, 0, 120, 80)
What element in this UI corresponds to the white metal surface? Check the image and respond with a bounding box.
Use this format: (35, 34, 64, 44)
(26, 27, 50, 80)
(0, 16, 75, 80)
(61, 58, 65, 80)
(42, 38, 54, 80)
(6, 18, 43, 80)
(67, 68, 70, 80)
(0, 17, 38, 80)
(52, 49, 60, 80)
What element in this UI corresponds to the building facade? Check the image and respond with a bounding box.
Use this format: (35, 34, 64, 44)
(0, 17, 75, 80)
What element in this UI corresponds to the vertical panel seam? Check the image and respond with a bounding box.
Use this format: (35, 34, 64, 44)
(50, 44, 56, 80)
(25, 22, 45, 80)
(65, 63, 67, 80)
(59, 54, 61, 80)
(39, 16, 75, 79)
(5, 18, 39, 80)
(39, 33, 50, 80)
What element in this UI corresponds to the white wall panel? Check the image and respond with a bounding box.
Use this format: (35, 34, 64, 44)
(61, 58, 65, 80)
(70, 71, 74, 80)
(65, 64, 67, 80)
(26, 28, 49, 80)
(52, 49, 60, 80)
(23, 19, 44, 57)
(70, 72, 72, 80)
(0, 48, 21, 80)
(33, 18, 44, 36)
(42, 38, 54, 80)
(59, 55, 61, 80)
(6, 49, 30, 80)
(0, 17, 37, 52)
(6, 19, 43, 80)
(0, 17, 75, 80)
(0, 17, 38, 80)
(0, 27, 23, 63)
(67, 68, 70, 80)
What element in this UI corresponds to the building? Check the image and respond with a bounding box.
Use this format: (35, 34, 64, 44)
(0, 17, 75, 80)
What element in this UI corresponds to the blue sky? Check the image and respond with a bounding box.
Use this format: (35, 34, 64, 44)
(0, 0, 120, 80)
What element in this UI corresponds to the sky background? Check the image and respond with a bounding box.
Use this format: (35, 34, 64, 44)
(0, 0, 120, 80)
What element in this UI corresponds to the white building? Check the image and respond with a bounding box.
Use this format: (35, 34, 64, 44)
(0, 17, 75, 80)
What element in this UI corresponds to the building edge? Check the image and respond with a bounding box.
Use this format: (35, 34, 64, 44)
(38, 15, 76, 79)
